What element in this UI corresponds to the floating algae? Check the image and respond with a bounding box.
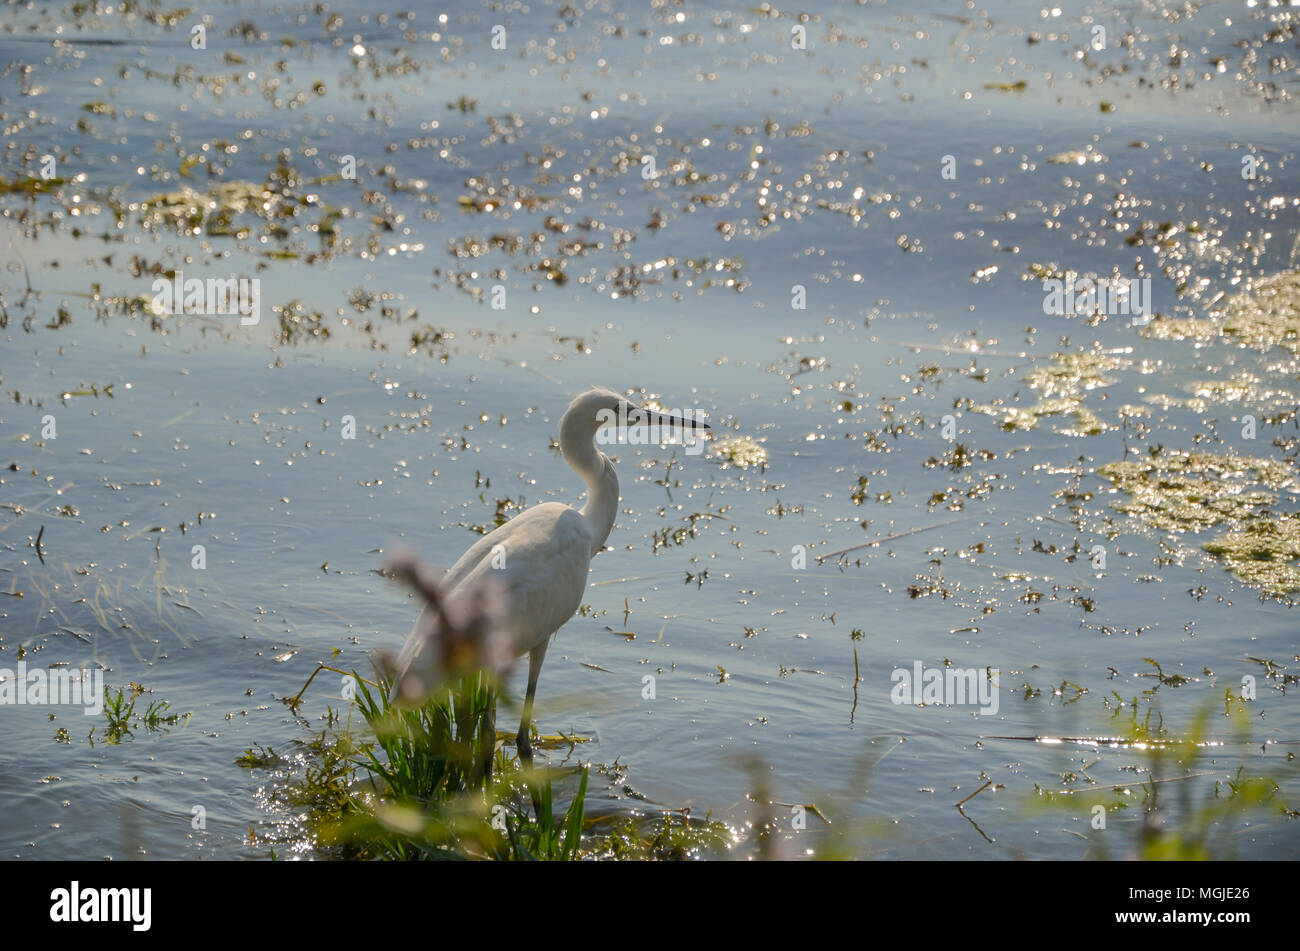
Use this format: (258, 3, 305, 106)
(139, 181, 274, 236)
(1142, 269, 1300, 355)
(1097, 448, 1292, 531)
(1220, 269, 1300, 354)
(711, 435, 768, 469)
(1096, 448, 1300, 594)
(1144, 373, 1298, 420)
(976, 399, 1105, 435)
(1139, 313, 1220, 345)
(1203, 514, 1300, 596)
(973, 403, 1039, 431)
(1052, 404, 1106, 437)
(1022, 351, 1125, 398)
(973, 350, 1122, 434)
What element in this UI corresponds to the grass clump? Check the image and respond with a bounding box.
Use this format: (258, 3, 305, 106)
(98, 682, 189, 744)
(254, 667, 738, 860)
(290, 673, 590, 861)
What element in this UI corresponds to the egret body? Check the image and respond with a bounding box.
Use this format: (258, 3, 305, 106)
(387, 388, 707, 773)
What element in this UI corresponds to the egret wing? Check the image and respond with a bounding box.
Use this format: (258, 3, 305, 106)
(387, 502, 593, 699)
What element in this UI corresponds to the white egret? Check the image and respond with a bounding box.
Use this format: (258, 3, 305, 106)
(385, 388, 709, 776)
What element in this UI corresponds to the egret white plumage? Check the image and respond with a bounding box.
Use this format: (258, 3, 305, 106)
(384, 388, 709, 777)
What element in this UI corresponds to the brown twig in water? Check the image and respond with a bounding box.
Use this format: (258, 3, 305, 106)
(954, 780, 997, 844)
(817, 517, 966, 563)
(850, 642, 860, 724)
(955, 779, 993, 808)
(771, 801, 832, 825)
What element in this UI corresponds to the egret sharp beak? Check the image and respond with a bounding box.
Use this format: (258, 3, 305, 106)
(640, 409, 711, 431)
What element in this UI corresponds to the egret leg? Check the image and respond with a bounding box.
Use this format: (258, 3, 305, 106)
(518, 641, 548, 817)
(516, 640, 549, 764)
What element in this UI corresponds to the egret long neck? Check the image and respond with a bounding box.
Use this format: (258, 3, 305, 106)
(561, 415, 619, 557)
(579, 455, 619, 556)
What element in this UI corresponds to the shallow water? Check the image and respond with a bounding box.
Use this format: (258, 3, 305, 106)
(2, 0, 1298, 859)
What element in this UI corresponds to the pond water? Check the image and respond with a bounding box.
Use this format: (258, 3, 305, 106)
(2, 0, 1298, 859)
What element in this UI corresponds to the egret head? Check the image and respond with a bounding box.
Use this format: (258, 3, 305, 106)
(562, 388, 710, 458)
(565, 387, 627, 430)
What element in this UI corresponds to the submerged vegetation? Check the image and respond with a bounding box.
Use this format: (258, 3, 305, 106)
(1097, 448, 1300, 595)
